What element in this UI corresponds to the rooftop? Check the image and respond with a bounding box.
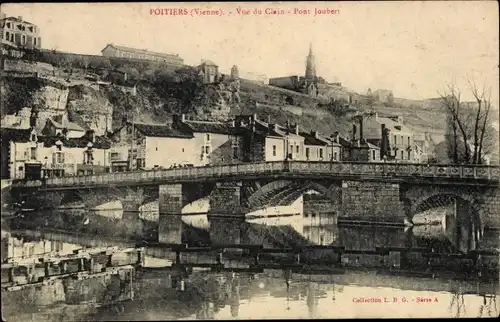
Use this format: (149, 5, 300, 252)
(0, 127, 111, 149)
(102, 44, 181, 59)
(1, 16, 35, 25)
(129, 122, 193, 138)
(183, 120, 237, 135)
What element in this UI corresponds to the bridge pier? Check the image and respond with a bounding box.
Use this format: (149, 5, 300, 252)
(158, 184, 183, 244)
(209, 182, 247, 245)
(341, 181, 404, 223)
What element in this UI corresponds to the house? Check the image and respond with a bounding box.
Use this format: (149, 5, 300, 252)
(373, 89, 394, 103)
(172, 115, 245, 166)
(349, 139, 381, 162)
(1, 127, 111, 179)
(0, 14, 41, 50)
(233, 114, 306, 162)
(41, 115, 87, 139)
(300, 131, 342, 162)
(100, 44, 184, 65)
(353, 113, 415, 162)
(198, 59, 220, 84)
(109, 120, 194, 171)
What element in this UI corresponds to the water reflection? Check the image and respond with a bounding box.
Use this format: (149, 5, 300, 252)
(2, 204, 499, 320)
(2, 227, 499, 321)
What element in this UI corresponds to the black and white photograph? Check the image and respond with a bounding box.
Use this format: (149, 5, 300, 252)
(0, 1, 499, 320)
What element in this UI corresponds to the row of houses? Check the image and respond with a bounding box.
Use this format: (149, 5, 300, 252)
(2, 110, 433, 180)
(1, 113, 383, 180)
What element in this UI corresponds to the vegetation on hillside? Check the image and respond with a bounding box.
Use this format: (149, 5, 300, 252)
(1, 76, 44, 116)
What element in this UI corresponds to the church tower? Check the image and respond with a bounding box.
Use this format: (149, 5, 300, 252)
(305, 43, 316, 81)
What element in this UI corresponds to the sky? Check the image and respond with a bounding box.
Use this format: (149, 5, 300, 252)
(3, 1, 499, 105)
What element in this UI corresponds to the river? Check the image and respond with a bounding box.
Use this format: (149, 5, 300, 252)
(1, 207, 499, 320)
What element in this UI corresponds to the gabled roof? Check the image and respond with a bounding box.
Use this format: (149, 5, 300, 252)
(129, 122, 193, 138)
(41, 135, 112, 149)
(199, 60, 218, 67)
(101, 44, 181, 59)
(183, 120, 236, 135)
(48, 118, 86, 132)
(0, 127, 111, 149)
(1, 16, 35, 25)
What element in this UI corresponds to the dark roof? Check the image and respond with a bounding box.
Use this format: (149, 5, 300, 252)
(1, 127, 111, 149)
(1, 128, 32, 142)
(300, 132, 328, 146)
(253, 119, 285, 137)
(338, 136, 352, 148)
(131, 122, 193, 138)
(41, 135, 112, 149)
(183, 120, 236, 135)
(102, 44, 181, 60)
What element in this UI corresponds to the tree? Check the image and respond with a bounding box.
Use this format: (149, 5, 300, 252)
(439, 78, 495, 164)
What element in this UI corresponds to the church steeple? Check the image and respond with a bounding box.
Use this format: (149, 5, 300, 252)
(305, 43, 316, 81)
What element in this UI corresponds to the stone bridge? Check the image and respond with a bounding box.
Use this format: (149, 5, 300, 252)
(9, 161, 500, 243)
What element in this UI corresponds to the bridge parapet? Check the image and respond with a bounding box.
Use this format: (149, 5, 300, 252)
(12, 162, 500, 190)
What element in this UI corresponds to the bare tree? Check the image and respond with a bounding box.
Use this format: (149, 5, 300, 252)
(439, 79, 494, 164)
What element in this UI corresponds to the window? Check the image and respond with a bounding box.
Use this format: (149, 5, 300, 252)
(53, 152, 65, 164)
(289, 145, 293, 154)
(408, 151, 411, 160)
(30, 147, 37, 160)
(296, 145, 299, 154)
(319, 148, 323, 159)
(401, 136, 404, 145)
(30, 133, 37, 142)
(205, 146, 210, 154)
(272, 145, 277, 156)
(407, 137, 410, 146)
(400, 150, 404, 160)
(156, 147, 158, 151)
(233, 147, 238, 159)
(305, 147, 310, 159)
(10, 34, 14, 42)
(394, 135, 397, 145)
(372, 150, 376, 160)
(205, 134, 210, 142)
(57, 145, 62, 152)
(136, 158, 145, 169)
(6, 22, 10, 28)
(5, 31, 8, 40)
(333, 152, 338, 161)
(84, 150, 94, 165)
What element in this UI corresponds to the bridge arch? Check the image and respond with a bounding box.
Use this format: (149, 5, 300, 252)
(407, 187, 485, 242)
(247, 179, 334, 211)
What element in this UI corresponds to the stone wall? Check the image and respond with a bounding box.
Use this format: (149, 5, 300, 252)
(341, 180, 404, 223)
(481, 187, 500, 229)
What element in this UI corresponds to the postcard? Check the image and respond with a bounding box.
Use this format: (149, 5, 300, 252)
(1, 1, 499, 320)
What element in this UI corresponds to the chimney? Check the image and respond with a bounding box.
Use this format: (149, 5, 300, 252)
(181, 114, 186, 123)
(352, 124, 357, 141)
(17, 16, 23, 21)
(310, 130, 318, 138)
(333, 131, 339, 143)
(87, 129, 96, 143)
(231, 119, 235, 127)
(358, 116, 364, 141)
(295, 124, 299, 135)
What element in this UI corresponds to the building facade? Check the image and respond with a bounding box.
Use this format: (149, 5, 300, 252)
(301, 131, 343, 162)
(198, 60, 220, 84)
(268, 44, 319, 97)
(353, 113, 415, 162)
(1, 127, 111, 179)
(101, 44, 184, 65)
(0, 15, 41, 50)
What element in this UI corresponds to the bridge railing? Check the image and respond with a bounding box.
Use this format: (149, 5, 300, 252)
(28, 161, 500, 188)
